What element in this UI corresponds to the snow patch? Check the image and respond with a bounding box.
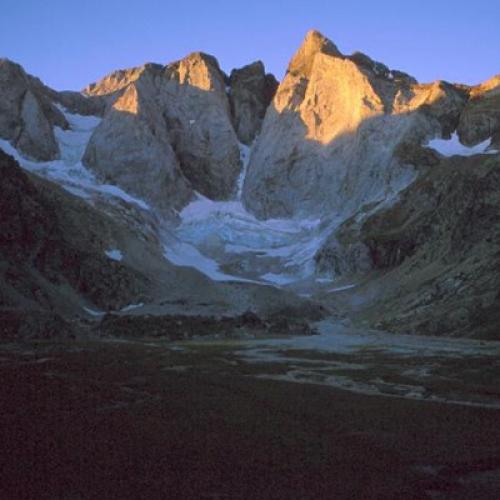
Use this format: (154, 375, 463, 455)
(426, 132, 497, 157)
(83, 306, 106, 317)
(328, 284, 356, 293)
(105, 249, 123, 262)
(163, 239, 262, 284)
(120, 303, 144, 312)
(261, 273, 297, 285)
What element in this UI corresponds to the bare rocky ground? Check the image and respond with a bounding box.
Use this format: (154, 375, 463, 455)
(1, 336, 499, 499)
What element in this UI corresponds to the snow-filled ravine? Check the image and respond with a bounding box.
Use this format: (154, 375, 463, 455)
(0, 105, 150, 210)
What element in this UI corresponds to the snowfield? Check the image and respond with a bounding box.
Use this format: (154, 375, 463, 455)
(105, 249, 123, 262)
(426, 132, 498, 157)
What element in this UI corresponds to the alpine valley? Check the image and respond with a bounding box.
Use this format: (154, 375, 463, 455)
(2, 30, 500, 499)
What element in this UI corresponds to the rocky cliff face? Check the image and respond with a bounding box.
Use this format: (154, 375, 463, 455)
(458, 75, 500, 148)
(82, 69, 193, 213)
(228, 61, 278, 145)
(0, 55, 277, 214)
(0, 59, 105, 163)
(83, 53, 253, 208)
(241, 30, 471, 219)
(0, 59, 64, 161)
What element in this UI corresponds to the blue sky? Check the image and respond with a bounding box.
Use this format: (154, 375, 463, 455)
(1, 0, 499, 90)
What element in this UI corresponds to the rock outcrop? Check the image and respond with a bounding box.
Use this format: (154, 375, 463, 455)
(82, 73, 193, 213)
(0, 59, 106, 162)
(83, 53, 243, 206)
(242, 30, 468, 219)
(228, 61, 278, 144)
(457, 75, 500, 148)
(316, 152, 500, 338)
(0, 59, 62, 160)
(160, 53, 241, 199)
(0, 149, 152, 323)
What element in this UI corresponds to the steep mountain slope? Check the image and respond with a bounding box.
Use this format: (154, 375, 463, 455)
(228, 61, 278, 144)
(315, 153, 500, 338)
(242, 30, 481, 220)
(1, 31, 499, 339)
(0, 148, 152, 336)
(0, 149, 323, 339)
(0, 58, 104, 162)
(83, 53, 279, 211)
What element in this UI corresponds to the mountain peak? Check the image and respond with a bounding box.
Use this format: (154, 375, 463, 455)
(287, 29, 342, 78)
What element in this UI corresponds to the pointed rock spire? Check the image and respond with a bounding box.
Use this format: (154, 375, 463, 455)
(287, 29, 342, 78)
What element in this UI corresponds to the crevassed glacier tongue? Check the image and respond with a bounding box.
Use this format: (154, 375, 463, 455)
(164, 191, 329, 285)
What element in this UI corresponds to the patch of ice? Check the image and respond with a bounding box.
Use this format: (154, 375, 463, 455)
(83, 306, 106, 317)
(120, 303, 144, 312)
(426, 132, 497, 157)
(163, 239, 262, 284)
(95, 184, 150, 210)
(328, 284, 356, 293)
(261, 273, 298, 285)
(105, 249, 123, 262)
